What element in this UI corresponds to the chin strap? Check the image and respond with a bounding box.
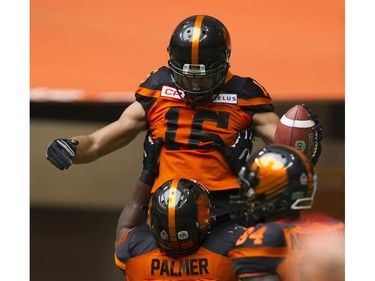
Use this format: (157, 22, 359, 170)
(170, 74, 222, 109)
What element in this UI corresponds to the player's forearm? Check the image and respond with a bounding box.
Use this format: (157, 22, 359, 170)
(71, 121, 144, 164)
(115, 180, 152, 245)
(70, 135, 99, 164)
(252, 112, 279, 145)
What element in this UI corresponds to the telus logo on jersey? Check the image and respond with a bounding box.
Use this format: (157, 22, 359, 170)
(212, 93, 237, 104)
(161, 86, 185, 99)
(151, 258, 209, 276)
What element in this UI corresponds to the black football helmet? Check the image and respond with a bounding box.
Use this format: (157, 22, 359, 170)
(167, 15, 231, 106)
(237, 144, 317, 222)
(148, 178, 215, 256)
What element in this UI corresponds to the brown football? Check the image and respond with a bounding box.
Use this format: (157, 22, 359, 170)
(274, 104, 317, 160)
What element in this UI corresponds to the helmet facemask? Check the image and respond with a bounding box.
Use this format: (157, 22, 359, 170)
(167, 15, 232, 107)
(235, 145, 317, 224)
(168, 54, 230, 107)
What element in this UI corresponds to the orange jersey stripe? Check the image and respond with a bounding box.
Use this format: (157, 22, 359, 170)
(229, 247, 288, 259)
(237, 96, 273, 106)
(136, 86, 160, 98)
(253, 80, 271, 98)
(114, 252, 126, 270)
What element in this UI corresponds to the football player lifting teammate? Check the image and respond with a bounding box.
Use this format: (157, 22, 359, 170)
(45, 15, 323, 240)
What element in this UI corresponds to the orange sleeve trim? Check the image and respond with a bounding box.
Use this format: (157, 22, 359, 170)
(114, 252, 127, 270)
(253, 80, 271, 98)
(116, 227, 137, 246)
(136, 86, 160, 98)
(228, 247, 288, 258)
(225, 71, 234, 83)
(237, 97, 273, 107)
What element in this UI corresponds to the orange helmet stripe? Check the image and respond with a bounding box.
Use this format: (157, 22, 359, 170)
(192, 15, 204, 64)
(251, 155, 289, 196)
(168, 178, 179, 242)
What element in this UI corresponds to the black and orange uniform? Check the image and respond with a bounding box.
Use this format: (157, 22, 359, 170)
(228, 214, 345, 280)
(115, 222, 245, 281)
(136, 67, 274, 217)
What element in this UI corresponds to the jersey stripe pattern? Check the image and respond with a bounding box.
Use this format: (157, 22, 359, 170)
(135, 66, 274, 193)
(115, 223, 245, 281)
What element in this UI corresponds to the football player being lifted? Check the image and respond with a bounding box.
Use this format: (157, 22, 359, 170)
(45, 15, 323, 243)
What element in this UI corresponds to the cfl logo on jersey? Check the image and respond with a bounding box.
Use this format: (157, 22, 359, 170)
(177, 231, 189, 240)
(212, 93, 238, 104)
(161, 86, 185, 99)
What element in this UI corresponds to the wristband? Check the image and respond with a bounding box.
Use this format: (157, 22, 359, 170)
(139, 169, 156, 186)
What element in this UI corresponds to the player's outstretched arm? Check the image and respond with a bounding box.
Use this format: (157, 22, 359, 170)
(115, 180, 152, 244)
(115, 132, 163, 245)
(252, 111, 280, 145)
(45, 101, 147, 169)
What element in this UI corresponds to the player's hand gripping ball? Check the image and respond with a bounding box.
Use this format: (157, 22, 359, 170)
(274, 104, 319, 161)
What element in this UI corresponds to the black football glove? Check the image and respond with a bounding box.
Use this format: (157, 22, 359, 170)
(301, 104, 323, 166)
(139, 131, 163, 186)
(215, 128, 254, 175)
(46, 139, 79, 170)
